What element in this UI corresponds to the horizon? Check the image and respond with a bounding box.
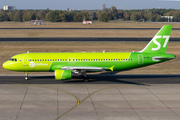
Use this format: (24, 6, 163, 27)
(1, 0, 180, 10)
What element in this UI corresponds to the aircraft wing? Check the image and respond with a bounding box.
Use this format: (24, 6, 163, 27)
(61, 66, 105, 71)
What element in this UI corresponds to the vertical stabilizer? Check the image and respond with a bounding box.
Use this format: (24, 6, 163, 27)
(139, 25, 172, 53)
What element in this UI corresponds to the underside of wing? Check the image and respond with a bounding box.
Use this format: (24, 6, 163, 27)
(61, 66, 105, 72)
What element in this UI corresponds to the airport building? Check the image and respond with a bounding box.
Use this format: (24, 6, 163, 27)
(161, 16, 173, 22)
(66, 8, 74, 11)
(3, 5, 15, 10)
(103, 4, 106, 9)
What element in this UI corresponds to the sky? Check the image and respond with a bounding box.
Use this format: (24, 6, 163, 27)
(1, 0, 180, 10)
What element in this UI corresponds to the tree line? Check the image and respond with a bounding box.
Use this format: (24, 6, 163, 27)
(0, 6, 180, 22)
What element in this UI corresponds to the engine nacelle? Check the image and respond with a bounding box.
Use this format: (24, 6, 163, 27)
(55, 70, 72, 80)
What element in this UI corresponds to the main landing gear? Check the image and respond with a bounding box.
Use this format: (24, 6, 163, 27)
(81, 72, 89, 82)
(25, 72, 28, 80)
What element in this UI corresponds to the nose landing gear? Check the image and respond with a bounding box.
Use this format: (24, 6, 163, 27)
(25, 72, 28, 80)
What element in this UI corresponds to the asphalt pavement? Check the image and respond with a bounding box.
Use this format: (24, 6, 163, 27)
(0, 74, 180, 120)
(0, 37, 179, 42)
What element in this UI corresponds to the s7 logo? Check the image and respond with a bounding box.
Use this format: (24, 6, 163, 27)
(151, 36, 170, 51)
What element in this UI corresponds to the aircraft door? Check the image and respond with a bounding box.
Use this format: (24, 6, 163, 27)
(23, 55, 28, 66)
(138, 54, 143, 64)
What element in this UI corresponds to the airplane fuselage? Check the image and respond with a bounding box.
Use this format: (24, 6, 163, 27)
(3, 52, 175, 72)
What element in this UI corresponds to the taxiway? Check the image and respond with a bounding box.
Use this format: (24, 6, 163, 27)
(0, 74, 180, 120)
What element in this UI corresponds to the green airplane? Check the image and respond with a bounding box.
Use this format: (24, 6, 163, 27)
(2, 25, 175, 82)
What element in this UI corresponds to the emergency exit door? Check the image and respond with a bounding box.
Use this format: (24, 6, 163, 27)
(23, 55, 28, 66)
(138, 54, 143, 64)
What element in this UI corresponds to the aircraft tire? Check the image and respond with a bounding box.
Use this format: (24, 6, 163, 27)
(25, 77, 28, 80)
(83, 77, 89, 82)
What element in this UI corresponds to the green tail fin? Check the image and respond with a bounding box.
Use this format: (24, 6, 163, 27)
(139, 25, 172, 53)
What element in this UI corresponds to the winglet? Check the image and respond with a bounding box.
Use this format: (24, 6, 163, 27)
(109, 66, 115, 71)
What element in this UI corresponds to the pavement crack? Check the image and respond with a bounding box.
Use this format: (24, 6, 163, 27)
(28, 84, 80, 120)
(57, 84, 59, 118)
(115, 84, 142, 120)
(56, 85, 125, 119)
(15, 84, 29, 120)
(146, 86, 180, 118)
(85, 84, 100, 120)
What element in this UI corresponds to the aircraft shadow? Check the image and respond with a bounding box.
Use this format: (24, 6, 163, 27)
(0, 74, 180, 85)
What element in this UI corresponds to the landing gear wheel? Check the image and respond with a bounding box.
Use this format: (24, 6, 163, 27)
(81, 72, 89, 82)
(84, 78, 89, 82)
(25, 77, 28, 80)
(83, 76, 89, 82)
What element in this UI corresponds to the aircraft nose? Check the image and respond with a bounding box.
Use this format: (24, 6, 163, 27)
(2, 62, 10, 70)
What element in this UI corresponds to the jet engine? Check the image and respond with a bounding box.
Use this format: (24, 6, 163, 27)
(55, 70, 72, 80)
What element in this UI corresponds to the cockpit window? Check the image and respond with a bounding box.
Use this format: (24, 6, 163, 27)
(9, 58, 17, 62)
